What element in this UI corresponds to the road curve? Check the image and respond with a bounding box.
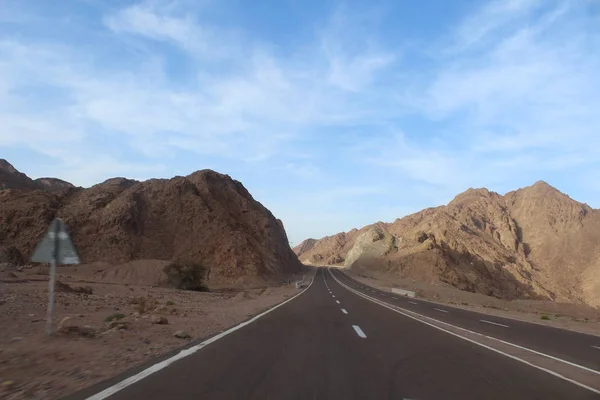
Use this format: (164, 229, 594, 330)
(65, 268, 599, 400)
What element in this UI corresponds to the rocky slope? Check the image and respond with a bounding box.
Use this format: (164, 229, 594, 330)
(295, 182, 600, 306)
(0, 162, 302, 287)
(0, 159, 75, 191)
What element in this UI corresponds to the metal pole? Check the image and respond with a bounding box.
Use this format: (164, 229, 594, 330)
(46, 219, 60, 336)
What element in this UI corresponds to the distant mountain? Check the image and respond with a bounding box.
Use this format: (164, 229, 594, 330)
(292, 238, 317, 257)
(34, 177, 76, 191)
(296, 181, 600, 306)
(0, 159, 75, 191)
(0, 160, 302, 287)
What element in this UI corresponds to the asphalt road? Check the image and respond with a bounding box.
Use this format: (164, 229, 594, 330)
(69, 268, 600, 400)
(331, 268, 600, 372)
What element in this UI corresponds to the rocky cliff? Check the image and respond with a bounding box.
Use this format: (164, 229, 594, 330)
(296, 182, 600, 306)
(0, 159, 76, 191)
(0, 161, 302, 287)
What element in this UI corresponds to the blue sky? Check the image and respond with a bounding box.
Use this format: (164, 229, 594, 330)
(1, 0, 599, 245)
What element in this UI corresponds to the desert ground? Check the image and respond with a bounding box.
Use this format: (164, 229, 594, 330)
(0, 262, 308, 400)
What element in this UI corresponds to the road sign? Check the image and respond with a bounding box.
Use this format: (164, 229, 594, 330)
(31, 219, 80, 264)
(30, 218, 80, 335)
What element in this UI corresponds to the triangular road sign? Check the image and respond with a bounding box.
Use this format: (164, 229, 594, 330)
(31, 218, 80, 264)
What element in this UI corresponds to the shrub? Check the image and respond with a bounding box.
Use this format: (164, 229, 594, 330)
(128, 296, 158, 314)
(166, 301, 175, 306)
(541, 315, 551, 320)
(1, 246, 24, 266)
(163, 261, 207, 291)
(56, 281, 93, 295)
(104, 313, 125, 323)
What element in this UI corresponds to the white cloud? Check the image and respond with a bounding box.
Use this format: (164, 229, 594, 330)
(104, 1, 239, 60)
(367, 1, 600, 195)
(1, 0, 599, 241)
(453, 0, 542, 51)
(1, 1, 404, 187)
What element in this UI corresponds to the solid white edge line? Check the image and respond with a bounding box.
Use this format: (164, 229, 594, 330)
(341, 309, 348, 314)
(352, 325, 367, 338)
(86, 272, 318, 400)
(331, 268, 600, 376)
(328, 269, 600, 394)
(434, 308, 449, 313)
(481, 319, 510, 328)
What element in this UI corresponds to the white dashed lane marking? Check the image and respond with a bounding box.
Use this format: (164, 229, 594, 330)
(352, 325, 367, 339)
(336, 300, 340, 304)
(408, 301, 418, 305)
(480, 319, 510, 328)
(341, 309, 348, 314)
(434, 308, 449, 313)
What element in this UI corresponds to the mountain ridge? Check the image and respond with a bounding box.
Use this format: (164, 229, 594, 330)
(0, 161, 302, 287)
(295, 181, 600, 306)
(0, 159, 76, 191)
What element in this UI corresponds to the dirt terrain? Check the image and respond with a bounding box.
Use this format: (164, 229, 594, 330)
(0, 159, 302, 287)
(0, 158, 307, 398)
(0, 264, 310, 399)
(296, 182, 600, 307)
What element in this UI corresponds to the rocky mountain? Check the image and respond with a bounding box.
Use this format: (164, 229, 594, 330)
(0, 159, 75, 191)
(0, 162, 302, 287)
(34, 177, 76, 191)
(295, 182, 600, 306)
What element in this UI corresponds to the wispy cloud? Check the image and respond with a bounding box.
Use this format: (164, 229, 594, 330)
(104, 1, 239, 60)
(363, 0, 600, 193)
(453, 0, 542, 51)
(1, 0, 599, 243)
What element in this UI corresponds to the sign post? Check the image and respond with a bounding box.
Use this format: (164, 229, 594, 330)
(30, 218, 80, 335)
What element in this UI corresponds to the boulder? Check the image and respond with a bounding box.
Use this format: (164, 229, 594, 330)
(173, 330, 191, 339)
(58, 324, 97, 338)
(151, 316, 168, 325)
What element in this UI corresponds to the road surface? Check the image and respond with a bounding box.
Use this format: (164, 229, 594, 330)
(67, 268, 600, 400)
(331, 268, 600, 372)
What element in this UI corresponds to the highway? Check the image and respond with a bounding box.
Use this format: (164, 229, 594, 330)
(67, 268, 600, 400)
(331, 268, 600, 372)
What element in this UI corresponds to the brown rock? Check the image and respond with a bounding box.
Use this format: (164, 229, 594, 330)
(74, 286, 93, 295)
(151, 316, 168, 325)
(0, 161, 301, 287)
(106, 321, 129, 330)
(1, 246, 24, 266)
(300, 182, 600, 306)
(0, 159, 75, 191)
(173, 330, 191, 339)
(56, 281, 75, 293)
(58, 324, 97, 338)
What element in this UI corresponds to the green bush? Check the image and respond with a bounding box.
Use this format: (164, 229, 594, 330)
(105, 313, 125, 323)
(163, 261, 207, 291)
(540, 315, 551, 320)
(166, 301, 175, 306)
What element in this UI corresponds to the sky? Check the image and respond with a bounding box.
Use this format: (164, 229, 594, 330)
(1, 0, 599, 245)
